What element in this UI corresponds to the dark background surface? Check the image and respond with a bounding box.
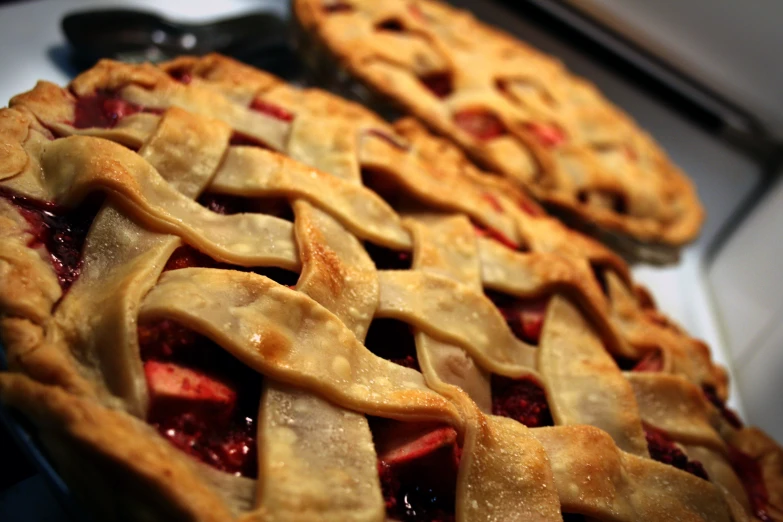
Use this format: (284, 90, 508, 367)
(0, 422, 34, 490)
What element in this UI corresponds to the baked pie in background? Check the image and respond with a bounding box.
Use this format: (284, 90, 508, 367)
(0, 54, 779, 521)
(293, 0, 705, 264)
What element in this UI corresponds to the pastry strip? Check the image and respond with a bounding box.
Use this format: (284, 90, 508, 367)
(139, 267, 460, 423)
(53, 109, 231, 414)
(254, 201, 384, 521)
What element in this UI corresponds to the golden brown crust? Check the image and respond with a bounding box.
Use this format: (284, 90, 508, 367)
(1, 318, 97, 398)
(0, 200, 61, 323)
(392, 116, 632, 282)
(532, 424, 736, 521)
(0, 54, 772, 522)
(0, 373, 234, 522)
(293, 0, 705, 258)
(0, 107, 33, 181)
(729, 428, 783, 521)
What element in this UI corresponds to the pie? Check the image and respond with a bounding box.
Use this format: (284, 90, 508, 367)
(292, 0, 705, 264)
(0, 54, 779, 522)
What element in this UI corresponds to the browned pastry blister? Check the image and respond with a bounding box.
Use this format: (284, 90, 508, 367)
(0, 54, 777, 521)
(292, 0, 705, 264)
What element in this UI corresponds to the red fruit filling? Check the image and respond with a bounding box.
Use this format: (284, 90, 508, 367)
(227, 99, 294, 147)
(145, 361, 237, 421)
(419, 72, 454, 98)
(229, 131, 271, 147)
(473, 224, 521, 251)
(614, 349, 663, 373)
(166, 198, 300, 284)
(486, 292, 549, 345)
(1, 190, 103, 291)
(491, 375, 553, 428)
(365, 129, 411, 151)
(370, 417, 459, 522)
(167, 68, 193, 85)
(198, 192, 294, 222)
(408, 3, 427, 22)
(249, 99, 294, 123)
(163, 244, 299, 287)
(643, 424, 709, 480)
(364, 319, 419, 371)
(73, 90, 157, 129)
(633, 350, 664, 372)
(453, 109, 507, 141)
(513, 194, 544, 217)
(376, 18, 405, 32)
(139, 319, 262, 477)
(480, 192, 504, 213)
(702, 385, 743, 429)
(364, 242, 412, 270)
(323, 1, 353, 13)
(524, 122, 567, 148)
(728, 445, 772, 522)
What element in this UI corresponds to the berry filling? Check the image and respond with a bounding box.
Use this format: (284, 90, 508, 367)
(163, 245, 299, 288)
(486, 292, 549, 345)
(480, 192, 504, 214)
(323, 1, 353, 13)
(643, 424, 708, 480)
(139, 319, 262, 477)
(364, 319, 419, 370)
(73, 90, 159, 129)
(453, 109, 507, 141)
(728, 445, 772, 522)
(167, 68, 193, 85)
(408, 4, 430, 22)
(1, 190, 102, 291)
(365, 129, 411, 151)
(419, 72, 454, 98)
(473, 224, 521, 251)
(228, 99, 295, 147)
(376, 18, 405, 32)
(364, 242, 412, 270)
(524, 122, 567, 148)
(491, 375, 553, 428)
(145, 361, 237, 421)
(614, 349, 663, 373)
(408, 3, 427, 22)
(513, 193, 544, 217)
(370, 417, 459, 522)
(198, 192, 294, 222)
(229, 132, 271, 147)
(702, 385, 743, 429)
(249, 99, 294, 123)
